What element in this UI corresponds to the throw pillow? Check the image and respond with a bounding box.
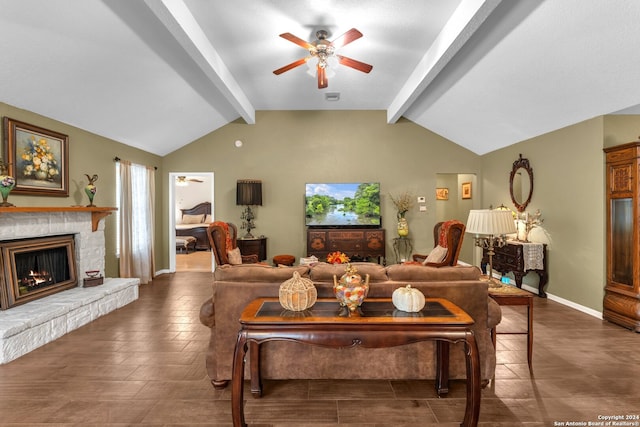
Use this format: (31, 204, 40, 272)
(204, 214, 213, 224)
(227, 247, 242, 265)
(423, 245, 448, 265)
(182, 214, 204, 224)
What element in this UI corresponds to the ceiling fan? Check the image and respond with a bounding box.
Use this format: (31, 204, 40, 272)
(273, 28, 373, 89)
(176, 176, 203, 186)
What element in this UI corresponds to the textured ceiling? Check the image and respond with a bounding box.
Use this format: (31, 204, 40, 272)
(1, 0, 639, 156)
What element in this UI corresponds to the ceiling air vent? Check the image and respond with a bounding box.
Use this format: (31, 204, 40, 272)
(325, 92, 340, 102)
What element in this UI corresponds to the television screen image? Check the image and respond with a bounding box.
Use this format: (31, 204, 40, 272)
(305, 183, 381, 227)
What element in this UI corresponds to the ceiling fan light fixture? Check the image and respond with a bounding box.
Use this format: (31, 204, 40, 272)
(275, 28, 371, 89)
(306, 55, 337, 78)
(176, 175, 204, 186)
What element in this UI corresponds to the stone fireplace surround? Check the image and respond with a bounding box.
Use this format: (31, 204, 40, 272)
(0, 208, 139, 364)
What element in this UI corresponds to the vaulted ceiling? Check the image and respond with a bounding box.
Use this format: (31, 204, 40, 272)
(1, 0, 640, 156)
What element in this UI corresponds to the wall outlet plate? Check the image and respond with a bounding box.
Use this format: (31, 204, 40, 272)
(419, 205, 427, 212)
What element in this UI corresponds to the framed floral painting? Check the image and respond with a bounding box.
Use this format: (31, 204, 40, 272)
(3, 117, 69, 196)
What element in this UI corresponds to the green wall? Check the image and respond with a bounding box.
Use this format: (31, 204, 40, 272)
(603, 115, 640, 148)
(481, 117, 607, 311)
(0, 102, 163, 277)
(162, 111, 482, 266)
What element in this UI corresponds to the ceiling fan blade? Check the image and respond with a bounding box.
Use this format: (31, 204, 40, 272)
(337, 55, 373, 73)
(317, 66, 328, 89)
(188, 179, 204, 183)
(331, 28, 363, 49)
(273, 57, 309, 75)
(279, 33, 314, 50)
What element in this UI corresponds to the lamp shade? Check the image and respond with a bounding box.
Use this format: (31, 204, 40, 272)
(236, 179, 262, 206)
(466, 209, 516, 236)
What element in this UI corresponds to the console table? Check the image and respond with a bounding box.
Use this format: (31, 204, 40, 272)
(237, 237, 267, 261)
(482, 241, 548, 297)
(232, 298, 480, 427)
(307, 228, 385, 263)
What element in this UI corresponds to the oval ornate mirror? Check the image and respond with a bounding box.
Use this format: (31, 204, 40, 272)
(509, 154, 534, 212)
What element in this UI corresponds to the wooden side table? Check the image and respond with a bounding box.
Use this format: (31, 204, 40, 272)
(237, 236, 267, 261)
(489, 285, 534, 373)
(482, 241, 548, 297)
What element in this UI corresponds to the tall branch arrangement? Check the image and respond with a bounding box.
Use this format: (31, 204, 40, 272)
(389, 191, 414, 219)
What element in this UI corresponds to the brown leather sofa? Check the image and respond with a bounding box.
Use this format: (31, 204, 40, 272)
(199, 262, 501, 389)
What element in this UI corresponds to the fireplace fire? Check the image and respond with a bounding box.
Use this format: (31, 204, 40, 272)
(0, 235, 78, 310)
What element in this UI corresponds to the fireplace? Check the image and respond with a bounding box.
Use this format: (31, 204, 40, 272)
(0, 235, 78, 310)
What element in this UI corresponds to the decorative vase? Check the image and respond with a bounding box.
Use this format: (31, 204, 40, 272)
(85, 184, 97, 207)
(0, 174, 16, 207)
(333, 264, 370, 314)
(34, 170, 48, 180)
(397, 216, 409, 237)
(84, 174, 98, 207)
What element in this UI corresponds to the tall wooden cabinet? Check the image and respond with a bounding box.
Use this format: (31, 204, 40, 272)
(604, 142, 640, 332)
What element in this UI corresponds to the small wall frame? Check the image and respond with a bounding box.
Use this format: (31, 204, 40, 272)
(461, 182, 472, 199)
(436, 188, 449, 200)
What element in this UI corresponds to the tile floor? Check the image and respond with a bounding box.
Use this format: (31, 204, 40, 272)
(0, 271, 639, 426)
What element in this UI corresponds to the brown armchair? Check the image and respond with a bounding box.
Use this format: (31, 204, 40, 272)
(207, 221, 259, 266)
(412, 220, 466, 267)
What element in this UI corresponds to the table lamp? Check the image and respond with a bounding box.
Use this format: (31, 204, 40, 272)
(466, 209, 516, 286)
(236, 179, 262, 238)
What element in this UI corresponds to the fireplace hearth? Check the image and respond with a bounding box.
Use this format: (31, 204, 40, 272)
(0, 207, 138, 364)
(0, 235, 78, 310)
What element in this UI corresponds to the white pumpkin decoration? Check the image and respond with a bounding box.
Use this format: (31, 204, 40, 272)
(392, 284, 426, 312)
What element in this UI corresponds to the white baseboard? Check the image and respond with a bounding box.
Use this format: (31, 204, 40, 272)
(502, 276, 603, 320)
(458, 261, 604, 320)
(543, 291, 603, 319)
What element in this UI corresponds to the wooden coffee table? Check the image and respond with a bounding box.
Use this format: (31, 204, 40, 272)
(231, 297, 481, 427)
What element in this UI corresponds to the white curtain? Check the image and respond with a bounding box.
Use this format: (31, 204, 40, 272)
(118, 160, 155, 284)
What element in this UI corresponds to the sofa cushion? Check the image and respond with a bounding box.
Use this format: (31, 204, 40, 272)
(309, 262, 389, 282)
(214, 264, 310, 282)
(386, 264, 481, 282)
(227, 247, 242, 265)
(423, 245, 448, 264)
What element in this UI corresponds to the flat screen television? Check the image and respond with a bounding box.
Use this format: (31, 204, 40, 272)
(305, 182, 381, 228)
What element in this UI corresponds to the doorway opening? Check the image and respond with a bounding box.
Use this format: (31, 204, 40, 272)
(435, 173, 478, 265)
(168, 172, 214, 272)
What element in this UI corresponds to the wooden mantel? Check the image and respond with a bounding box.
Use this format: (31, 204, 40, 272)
(0, 206, 117, 232)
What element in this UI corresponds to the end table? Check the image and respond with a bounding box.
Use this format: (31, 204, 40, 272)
(237, 236, 267, 261)
(488, 284, 534, 373)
